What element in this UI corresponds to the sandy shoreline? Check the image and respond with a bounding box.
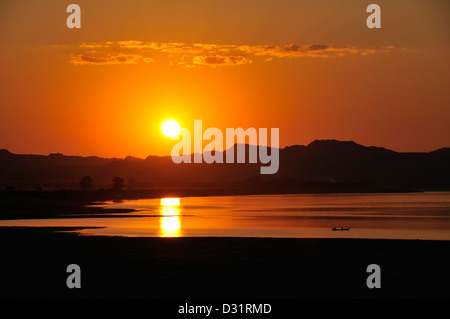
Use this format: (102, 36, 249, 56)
(1, 226, 449, 299)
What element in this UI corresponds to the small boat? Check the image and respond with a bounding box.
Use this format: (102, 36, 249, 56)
(332, 227, 350, 231)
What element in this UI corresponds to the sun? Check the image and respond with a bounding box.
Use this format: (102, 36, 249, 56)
(161, 119, 181, 138)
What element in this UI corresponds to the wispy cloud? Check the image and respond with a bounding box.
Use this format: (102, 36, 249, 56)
(69, 53, 146, 65)
(237, 44, 378, 58)
(69, 41, 396, 67)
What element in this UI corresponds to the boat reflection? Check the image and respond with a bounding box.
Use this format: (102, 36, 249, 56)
(159, 197, 182, 237)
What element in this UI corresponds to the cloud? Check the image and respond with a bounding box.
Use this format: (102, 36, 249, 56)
(236, 43, 378, 58)
(192, 55, 252, 66)
(70, 53, 154, 65)
(79, 42, 113, 49)
(69, 41, 396, 66)
(142, 57, 156, 63)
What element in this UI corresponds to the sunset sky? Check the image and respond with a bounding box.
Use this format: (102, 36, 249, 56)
(0, 0, 449, 158)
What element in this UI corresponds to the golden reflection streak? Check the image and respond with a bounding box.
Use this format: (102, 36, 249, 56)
(161, 197, 180, 206)
(159, 198, 181, 237)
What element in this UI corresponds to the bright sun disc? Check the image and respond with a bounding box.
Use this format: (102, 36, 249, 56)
(161, 120, 180, 137)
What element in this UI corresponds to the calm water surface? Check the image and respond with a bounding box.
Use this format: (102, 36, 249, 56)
(1, 192, 450, 240)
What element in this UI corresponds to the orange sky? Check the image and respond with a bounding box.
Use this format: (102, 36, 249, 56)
(0, 0, 449, 158)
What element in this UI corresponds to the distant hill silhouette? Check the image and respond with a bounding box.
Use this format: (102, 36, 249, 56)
(1, 140, 449, 192)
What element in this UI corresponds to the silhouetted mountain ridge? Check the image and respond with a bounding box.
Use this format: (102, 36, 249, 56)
(1, 140, 449, 191)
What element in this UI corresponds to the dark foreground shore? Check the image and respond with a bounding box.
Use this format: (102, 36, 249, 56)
(0, 227, 449, 300)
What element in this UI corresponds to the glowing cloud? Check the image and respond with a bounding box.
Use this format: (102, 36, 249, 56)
(69, 41, 397, 67)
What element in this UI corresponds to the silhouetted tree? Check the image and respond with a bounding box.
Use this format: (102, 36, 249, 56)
(79, 176, 93, 190)
(112, 177, 125, 191)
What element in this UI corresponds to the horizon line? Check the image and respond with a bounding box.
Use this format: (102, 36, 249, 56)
(1, 139, 449, 160)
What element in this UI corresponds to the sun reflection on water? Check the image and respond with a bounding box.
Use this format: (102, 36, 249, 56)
(161, 197, 180, 206)
(159, 198, 181, 237)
